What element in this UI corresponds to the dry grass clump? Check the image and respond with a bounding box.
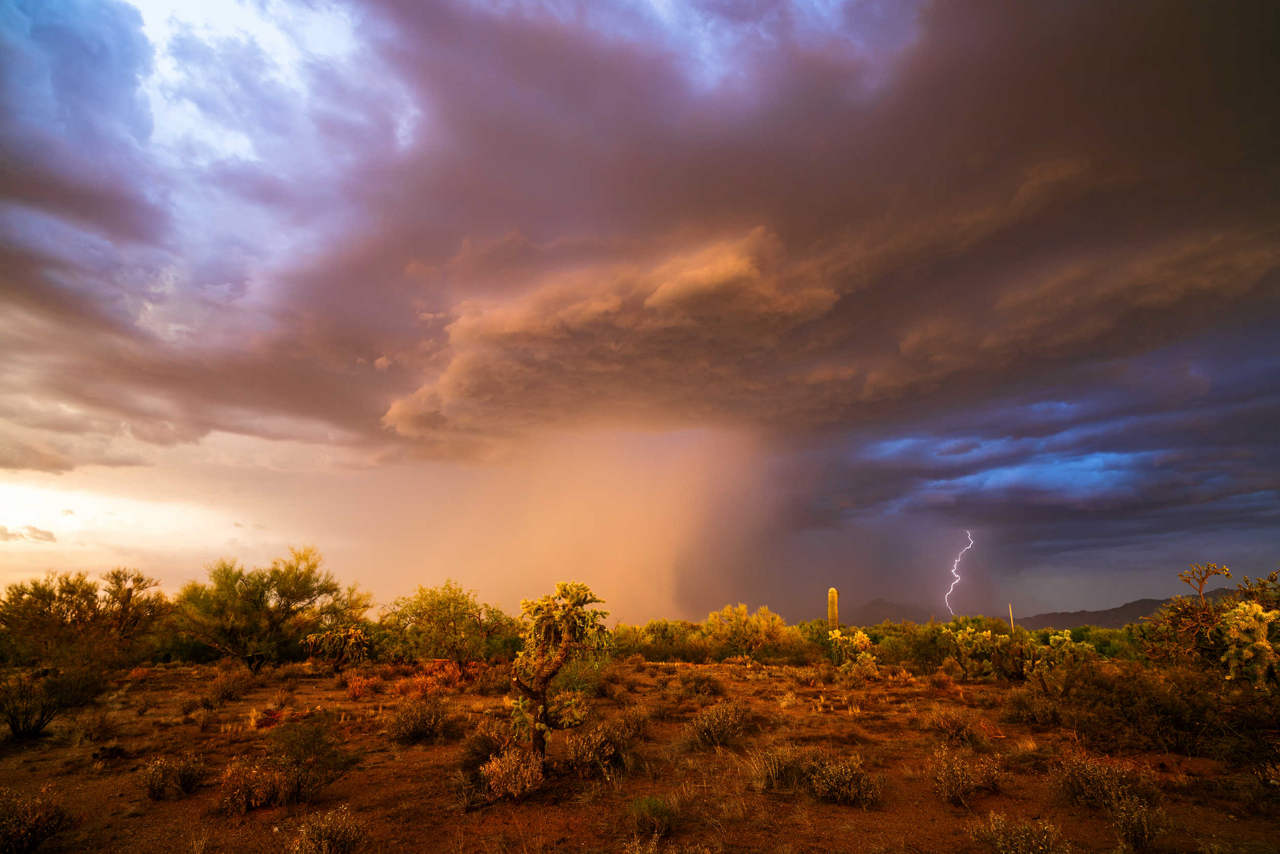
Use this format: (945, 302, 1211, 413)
(930, 745, 1001, 807)
(142, 753, 206, 800)
(566, 709, 650, 778)
(480, 748, 544, 800)
(627, 795, 679, 837)
(971, 812, 1072, 854)
(0, 786, 73, 853)
(206, 670, 254, 707)
(744, 745, 882, 808)
(676, 672, 725, 699)
(291, 805, 367, 854)
(929, 710, 991, 750)
(1054, 752, 1158, 809)
(682, 702, 750, 749)
(344, 674, 383, 701)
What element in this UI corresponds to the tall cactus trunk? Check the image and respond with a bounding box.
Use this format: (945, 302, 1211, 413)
(827, 587, 839, 630)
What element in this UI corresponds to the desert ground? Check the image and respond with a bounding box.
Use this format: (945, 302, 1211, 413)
(2, 656, 1276, 853)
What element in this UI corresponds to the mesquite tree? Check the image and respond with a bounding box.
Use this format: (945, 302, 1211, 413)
(510, 582, 607, 757)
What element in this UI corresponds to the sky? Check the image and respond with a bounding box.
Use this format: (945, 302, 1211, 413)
(1, 0, 1277, 623)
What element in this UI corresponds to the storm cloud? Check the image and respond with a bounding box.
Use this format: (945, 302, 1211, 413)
(1, 0, 1277, 617)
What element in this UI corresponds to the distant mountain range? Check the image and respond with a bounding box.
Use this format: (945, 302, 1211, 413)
(845, 588, 1234, 629)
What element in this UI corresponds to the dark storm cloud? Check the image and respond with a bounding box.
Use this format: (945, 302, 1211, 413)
(1, 0, 1277, 610)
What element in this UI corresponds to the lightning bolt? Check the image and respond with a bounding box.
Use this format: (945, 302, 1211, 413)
(945, 529, 974, 617)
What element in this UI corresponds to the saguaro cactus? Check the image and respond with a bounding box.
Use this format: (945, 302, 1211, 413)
(827, 587, 839, 629)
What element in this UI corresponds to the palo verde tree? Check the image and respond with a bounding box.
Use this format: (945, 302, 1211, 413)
(176, 547, 370, 672)
(510, 582, 607, 758)
(378, 579, 518, 668)
(0, 569, 167, 667)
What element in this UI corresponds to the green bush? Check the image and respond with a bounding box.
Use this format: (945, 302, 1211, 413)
(377, 580, 518, 667)
(176, 548, 370, 673)
(0, 787, 72, 854)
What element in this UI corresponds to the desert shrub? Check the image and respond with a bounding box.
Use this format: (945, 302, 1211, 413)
(565, 712, 648, 778)
(682, 702, 749, 749)
(930, 671, 956, 692)
(1055, 753, 1158, 810)
(1106, 791, 1167, 851)
(207, 669, 255, 706)
(929, 710, 990, 750)
(142, 754, 205, 800)
(0, 670, 102, 740)
(806, 754, 882, 808)
(0, 787, 73, 854)
(71, 709, 118, 744)
(1002, 687, 1061, 727)
(291, 805, 367, 854)
(459, 719, 515, 786)
(388, 697, 454, 744)
(270, 720, 359, 804)
(971, 812, 1072, 854)
(676, 671, 725, 699)
(218, 758, 282, 815)
(627, 796, 678, 837)
(469, 663, 512, 696)
(480, 748, 544, 800)
(931, 746, 1000, 807)
(344, 674, 382, 701)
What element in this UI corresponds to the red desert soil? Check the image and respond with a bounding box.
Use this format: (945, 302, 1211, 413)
(1, 659, 1276, 853)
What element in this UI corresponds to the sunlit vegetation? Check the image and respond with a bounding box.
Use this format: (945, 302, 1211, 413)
(0, 553, 1276, 851)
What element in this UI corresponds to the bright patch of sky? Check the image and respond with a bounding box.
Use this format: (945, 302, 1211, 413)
(127, 0, 357, 163)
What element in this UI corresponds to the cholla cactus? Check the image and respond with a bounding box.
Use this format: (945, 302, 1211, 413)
(827, 587, 839, 629)
(828, 628, 871, 664)
(1024, 630, 1097, 698)
(1220, 601, 1279, 690)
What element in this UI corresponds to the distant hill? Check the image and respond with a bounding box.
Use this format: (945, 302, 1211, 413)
(842, 587, 1233, 630)
(1020, 587, 1234, 630)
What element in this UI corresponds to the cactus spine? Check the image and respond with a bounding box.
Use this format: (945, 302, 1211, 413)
(827, 587, 839, 629)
